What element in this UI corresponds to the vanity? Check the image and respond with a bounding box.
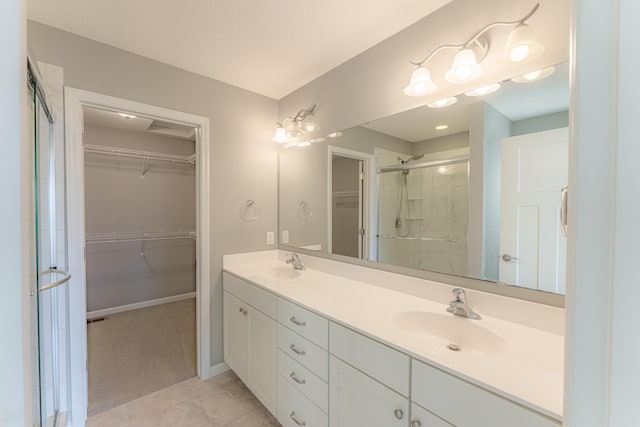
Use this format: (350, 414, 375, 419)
(222, 250, 563, 427)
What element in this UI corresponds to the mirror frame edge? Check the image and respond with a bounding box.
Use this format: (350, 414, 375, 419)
(279, 244, 565, 308)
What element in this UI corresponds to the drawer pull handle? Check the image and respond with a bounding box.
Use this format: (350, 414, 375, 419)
(411, 420, 422, 427)
(290, 371, 306, 384)
(290, 316, 306, 327)
(290, 411, 306, 426)
(289, 344, 306, 356)
(394, 409, 404, 420)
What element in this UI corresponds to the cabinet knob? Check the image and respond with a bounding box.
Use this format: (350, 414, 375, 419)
(411, 420, 422, 427)
(394, 409, 404, 420)
(290, 411, 306, 426)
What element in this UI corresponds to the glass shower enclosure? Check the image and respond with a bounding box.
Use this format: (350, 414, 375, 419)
(28, 60, 72, 427)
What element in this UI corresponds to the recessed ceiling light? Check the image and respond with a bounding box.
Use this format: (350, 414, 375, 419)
(435, 124, 449, 131)
(427, 97, 458, 109)
(118, 113, 137, 119)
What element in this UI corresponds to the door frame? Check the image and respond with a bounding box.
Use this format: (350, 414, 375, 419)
(64, 88, 211, 424)
(326, 145, 376, 260)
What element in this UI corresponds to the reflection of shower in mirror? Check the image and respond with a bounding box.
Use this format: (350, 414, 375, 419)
(394, 155, 424, 237)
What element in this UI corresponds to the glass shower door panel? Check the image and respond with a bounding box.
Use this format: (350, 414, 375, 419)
(35, 85, 71, 427)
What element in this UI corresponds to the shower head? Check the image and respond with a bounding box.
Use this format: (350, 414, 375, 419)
(398, 154, 425, 164)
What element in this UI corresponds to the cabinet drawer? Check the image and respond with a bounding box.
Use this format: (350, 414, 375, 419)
(412, 359, 561, 427)
(278, 324, 328, 381)
(411, 403, 453, 427)
(278, 349, 328, 413)
(278, 375, 328, 427)
(223, 272, 276, 319)
(223, 272, 246, 300)
(278, 298, 328, 349)
(329, 322, 410, 397)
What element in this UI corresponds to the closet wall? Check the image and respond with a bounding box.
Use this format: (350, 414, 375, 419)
(84, 124, 196, 313)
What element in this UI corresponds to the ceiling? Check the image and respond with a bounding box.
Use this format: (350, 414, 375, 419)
(84, 107, 197, 141)
(363, 62, 570, 143)
(28, 0, 453, 100)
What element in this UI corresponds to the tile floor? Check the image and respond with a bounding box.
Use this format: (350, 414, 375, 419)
(87, 299, 197, 416)
(87, 371, 281, 427)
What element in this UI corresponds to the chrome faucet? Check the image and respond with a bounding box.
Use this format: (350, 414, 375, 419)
(286, 253, 305, 270)
(447, 288, 481, 320)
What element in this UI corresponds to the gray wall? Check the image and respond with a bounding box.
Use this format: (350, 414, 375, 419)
(1, 0, 29, 422)
(412, 131, 469, 155)
(84, 124, 196, 312)
(512, 110, 569, 136)
(27, 21, 279, 368)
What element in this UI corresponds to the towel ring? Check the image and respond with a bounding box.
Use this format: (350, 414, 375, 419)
(240, 200, 259, 222)
(297, 201, 312, 220)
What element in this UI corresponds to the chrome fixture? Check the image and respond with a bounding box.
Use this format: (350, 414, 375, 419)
(404, 3, 543, 97)
(447, 288, 481, 320)
(272, 105, 319, 143)
(286, 253, 305, 270)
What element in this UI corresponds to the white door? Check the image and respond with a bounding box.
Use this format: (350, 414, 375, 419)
(223, 291, 247, 381)
(246, 306, 276, 415)
(329, 356, 409, 427)
(499, 127, 568, 293)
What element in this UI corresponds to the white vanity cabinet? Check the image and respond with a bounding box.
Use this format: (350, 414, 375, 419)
(222, 273, 277, 416)
(411, 359, 561, 427)
(276, 297, 329, 427)
(329, 322, 411, 427)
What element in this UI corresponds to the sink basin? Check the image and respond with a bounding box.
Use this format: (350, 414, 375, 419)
(393, 311, 506, 355)
(256, 266, 301, 280)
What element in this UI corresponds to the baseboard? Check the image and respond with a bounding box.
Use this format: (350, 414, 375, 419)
(204, 362, 230, 379)
(86, 292, 196, 319)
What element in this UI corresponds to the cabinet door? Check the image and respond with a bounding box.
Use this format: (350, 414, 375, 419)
(223, 291, 247, 381)
(247, 306, 277, 415)
(329, 356, 409, 427)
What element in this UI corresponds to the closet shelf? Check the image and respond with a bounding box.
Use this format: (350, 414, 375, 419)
(84, 144, 196, 165)
(86, 230, 196, 244)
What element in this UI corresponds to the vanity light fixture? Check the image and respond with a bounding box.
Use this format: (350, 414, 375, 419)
(435, 124, 449, 130)
(272, 105, 318, 143)
(511, 66, 555, 83)
(465, 82, 501, 97)
(427, 97, 458, 109)
(404, 3, 542, 96)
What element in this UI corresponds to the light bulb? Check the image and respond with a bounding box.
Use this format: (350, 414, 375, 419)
(437, 167, 448, 174)
(272, 126, 288, 143)
(285, 120, 301, 139)
(445, 49, 483, 84)
(427, 97, 458, 108)
(524, 69, 542, 80)
(404, 67, 437, 97)
(465, 83, 501, 97)
(504, 23, 544, 63)
(435, 124, 449, 130)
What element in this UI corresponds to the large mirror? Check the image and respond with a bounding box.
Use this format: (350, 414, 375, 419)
(279, 61, 569, 296)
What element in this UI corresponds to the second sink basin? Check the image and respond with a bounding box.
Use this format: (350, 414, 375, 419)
(393, 311, 506, 355)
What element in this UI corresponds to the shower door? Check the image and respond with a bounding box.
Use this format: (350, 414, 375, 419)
(29, 65, 72, 427)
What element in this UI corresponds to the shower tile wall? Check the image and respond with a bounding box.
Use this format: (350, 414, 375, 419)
(376, 148, 469, 276)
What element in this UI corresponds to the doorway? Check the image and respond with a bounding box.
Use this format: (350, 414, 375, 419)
(64, 88, 212, 424)
(327, 146, 375, 260)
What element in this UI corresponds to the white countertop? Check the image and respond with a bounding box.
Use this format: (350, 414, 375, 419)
(223, 251, 564, 421)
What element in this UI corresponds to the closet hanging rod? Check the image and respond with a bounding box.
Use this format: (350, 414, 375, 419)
(84, 144, 196, 165)
(86, 230, 196, 244)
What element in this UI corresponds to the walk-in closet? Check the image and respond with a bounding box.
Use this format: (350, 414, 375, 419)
(82, 107, 198, 416)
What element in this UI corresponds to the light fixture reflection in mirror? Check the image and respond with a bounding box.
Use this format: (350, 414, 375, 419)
(279, 62, 570, 297)
(445, 48, 484, 84)
(428, 97, 458, 108)
(465, 83, 501, 97)
(512, 66, 555, 83)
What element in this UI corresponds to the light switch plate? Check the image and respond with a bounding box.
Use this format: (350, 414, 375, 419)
(282, 230, 290, 244)
(266, 231, 274, 245)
